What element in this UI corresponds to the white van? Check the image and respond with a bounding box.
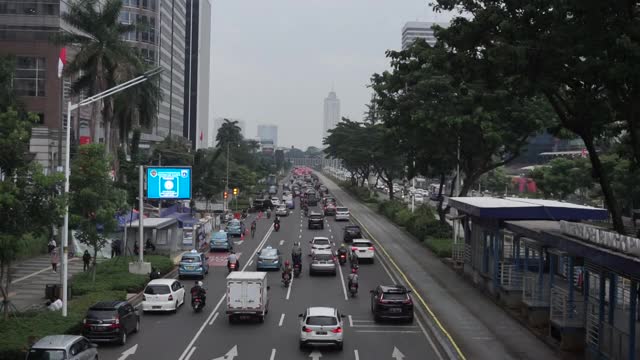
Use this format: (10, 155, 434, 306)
(226, 271, 269, 323)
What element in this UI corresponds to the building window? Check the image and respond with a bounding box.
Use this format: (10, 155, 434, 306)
(0, 2, 59, 16)
(36, 113, 45, 125)
(14, 56, 46, 97)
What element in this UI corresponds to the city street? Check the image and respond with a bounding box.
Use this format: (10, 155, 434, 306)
(97, 186, 445, 360)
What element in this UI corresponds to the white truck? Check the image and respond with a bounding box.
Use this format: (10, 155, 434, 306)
(226, 271, 269, 323)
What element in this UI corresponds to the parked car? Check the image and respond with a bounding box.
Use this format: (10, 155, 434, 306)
(350, 239, 375, 263)
(335, 207, 350, 221)
(308, 212, 324, 230)
(309, 250, 336, 276)
(370, 285, 414, 323)
(82, 301, 139, 345)
(343, 225, 362, 243)
(141, 279, 186, 313)
(256, 246, 282, 271)
(178, 250, 209, 279)
(210, 230, 232, 252)
(275, 204, 289, 217)
(226, 219, 243, 237)
(299, 307, 345, 350)
(27, 335, 98, 360)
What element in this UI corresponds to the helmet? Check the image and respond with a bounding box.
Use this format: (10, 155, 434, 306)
(196, 281, 203, 287)
(340, 243, 346, 248)
(351, 268, 358, 274)
(284, 260, 290, 267)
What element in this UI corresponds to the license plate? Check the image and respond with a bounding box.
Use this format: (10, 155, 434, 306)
(359, 250, 366, 252)
(389, 308, 402, 313)
(187, 266, 195, 270)
(316, 331, 327, 335)
(152, 305, 162, 309)
(92, 326, 105, 331)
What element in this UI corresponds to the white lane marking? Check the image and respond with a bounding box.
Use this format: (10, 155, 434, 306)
(300, 228, 302, 233)
(184, 346, 196, 360)
(208, 312, 219, 326)
(330, 235, 334, 239)
(354, 349, 360, 360)
(417, 317, 443, 359)
(248, 259, 254, 267)
(177, 225, 274, 360)
(350, 324, 418, 328)
(299, 234, 302, 239)
(279, 313, 285, 327)
(355, 330, 421, 333)
(279, 240, 284, 246)
(348, 315, 353, 327)
(329, 228, 331, 232)
(269, 349, 276, 360)
(286, 274, 294, 300)
(337, 258, 348, 301)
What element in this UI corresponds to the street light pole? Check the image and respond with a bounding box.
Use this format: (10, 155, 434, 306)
(60, 67, 162, 317)
(225, 142, 229, 212)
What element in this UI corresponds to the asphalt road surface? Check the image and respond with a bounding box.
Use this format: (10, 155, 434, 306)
(98, 183, 445, 360)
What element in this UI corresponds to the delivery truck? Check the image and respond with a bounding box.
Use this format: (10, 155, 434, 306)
(226, 271, 269, 323)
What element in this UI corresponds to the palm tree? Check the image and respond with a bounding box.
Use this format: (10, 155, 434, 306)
(54, 0, 143, 156)
(215, 119, 243, 148)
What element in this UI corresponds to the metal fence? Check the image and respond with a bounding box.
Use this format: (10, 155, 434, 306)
(523, 273, 550, 306)
(550, 285, 585, 328)
(499, 262, 524, 291)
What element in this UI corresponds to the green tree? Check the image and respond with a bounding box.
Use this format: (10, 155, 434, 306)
(216, 119, 243, 149)
(478, 167, 512, 195)
(0, 108, 65, 319)
(70, 144, 127, 282)
(54, 0, 143, 157)
(324, 119, 373, 186)
(529, 158, 593, 200)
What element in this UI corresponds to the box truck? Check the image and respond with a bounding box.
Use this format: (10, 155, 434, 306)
(226, 271, 269, 323)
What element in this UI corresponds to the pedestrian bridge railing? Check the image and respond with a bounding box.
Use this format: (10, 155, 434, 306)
(550, 285, 585, 328)
(499, 262, 523, 291)
(522, 272, 550, 306)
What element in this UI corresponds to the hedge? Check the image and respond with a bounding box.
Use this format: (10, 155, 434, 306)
(0, 255, 174, 360)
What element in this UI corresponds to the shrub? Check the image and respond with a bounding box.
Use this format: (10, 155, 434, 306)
(424, 238, 453, 258)
(394, 208, 414, 228)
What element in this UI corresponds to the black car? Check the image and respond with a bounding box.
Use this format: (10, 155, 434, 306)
(82, 301, 140, 345)
(370, 285, 414, 323)
(308, 212, 325, 229)
(343, 225, 362, 243)
(307, 192, 319, 206)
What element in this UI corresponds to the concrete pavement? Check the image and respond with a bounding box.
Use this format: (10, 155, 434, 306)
(317, 172, 561, 360)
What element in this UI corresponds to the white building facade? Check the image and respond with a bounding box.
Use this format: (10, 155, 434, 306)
(401, 21, 448, 49)
(257, 124, 278, 146)
(323, 91, 340, 141)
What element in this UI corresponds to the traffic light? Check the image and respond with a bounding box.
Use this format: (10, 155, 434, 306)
(233, 188, 239, 196)
(223, 191, 228, 199)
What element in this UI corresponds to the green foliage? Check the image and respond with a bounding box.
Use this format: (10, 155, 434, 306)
(424, 238, 453, 258)
(478, 167, 511, 194)
(529, 158, 593, 200)
(215, 119, 243, 149)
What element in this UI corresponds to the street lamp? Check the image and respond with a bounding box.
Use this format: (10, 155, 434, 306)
(60, 67, 162, 317)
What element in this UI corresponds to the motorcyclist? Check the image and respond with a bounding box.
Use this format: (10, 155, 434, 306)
(266, 208, 272, 219)
(227, 251, 239, 271)
(347, 268, 359, 291)
(190, 281, 206, 307)
(337, 243, 348, 259)
(291, 242, 302, 265)
(250, 220, 257, 237)
(274, 215, 281, 226)
(282, 260, 292, 281)
(350, 251, 359, 270)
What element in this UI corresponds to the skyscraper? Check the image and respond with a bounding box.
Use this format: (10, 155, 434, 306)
(184, 0, 212, 149)
(323, 90, 340, 141)
(401, 21, 448, 49)
(257, 124, 278, 147)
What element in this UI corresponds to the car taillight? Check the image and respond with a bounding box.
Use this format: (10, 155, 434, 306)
(368, 247, 375, 251)
(403, 298, 413, 305)
(351, 247, 357, 251)
(168, 294, 174, 301)
(110, 316, 121, 329)
(143, 295, 147, 301)
(331, 327, 343, 333)
(302, 326, 313, 333)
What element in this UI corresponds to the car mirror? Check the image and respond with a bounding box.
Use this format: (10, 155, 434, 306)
(407, 290, 412, 293)
(340, 314, 345, 318)
(267, 286, 271, 290)
(298, 313, 303, 317)
(369, 290, 374, 294)
(90, 343, 98, 348)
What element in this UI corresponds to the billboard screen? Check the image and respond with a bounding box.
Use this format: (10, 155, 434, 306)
(146, 167, 192, 200)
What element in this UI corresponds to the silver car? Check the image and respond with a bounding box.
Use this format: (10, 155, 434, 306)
(27, 335, 98, 360)
(275, 204, 289, 216)
(309, 250, 336, 276)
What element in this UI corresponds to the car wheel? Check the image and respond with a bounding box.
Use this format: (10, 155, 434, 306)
(119, 330, 127, 345)
(370, 258, 375, 264)
(229, 315, 235, 324)
(374, 314, 381, 323)
(258, 315, 264, 323)
(336, 342, 343, 351)
(406, 316, 414, 324)
(332, 271, 337, 276)
(173, 301, 179, 313)
(134, 318, 140, 333)
(299, 341, 306, 350)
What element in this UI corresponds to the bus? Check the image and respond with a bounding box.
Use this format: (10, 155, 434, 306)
(266, 174, 278, 187)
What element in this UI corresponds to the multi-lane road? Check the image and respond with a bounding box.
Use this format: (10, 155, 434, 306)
(98, 180, 446, 360)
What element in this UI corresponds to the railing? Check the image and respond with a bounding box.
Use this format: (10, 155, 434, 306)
(585, 300, 600, 349)
(464, 243, 472, 265)
(499, 262, 523, 291)
(599, 322, 631, 360)
(550, 285, 585, 328)
(522, 273, 550, 306)
(452, 242, 465, 264)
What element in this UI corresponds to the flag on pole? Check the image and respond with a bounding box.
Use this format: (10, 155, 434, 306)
(58, 48, 66, 78)
(200, 131, 203, 141)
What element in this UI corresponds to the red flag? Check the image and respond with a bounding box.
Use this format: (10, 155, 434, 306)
(58, 48, 66, 78)
(200, 131, 203, 141)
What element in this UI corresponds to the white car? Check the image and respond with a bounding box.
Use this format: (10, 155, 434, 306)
(310, 237, 333, 255)
(350, 239, 375, 263)
(271, 197, 281, 206)
(335, 207, 350, 221)
(142, 279, 186, 313)
(414, 194, 424, 204)
(275, 204, 289, 216)
(299, 307, 344, 350)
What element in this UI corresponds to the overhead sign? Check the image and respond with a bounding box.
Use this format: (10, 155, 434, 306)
(146, 167, 192, 200)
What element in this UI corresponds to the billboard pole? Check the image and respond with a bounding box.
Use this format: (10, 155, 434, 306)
(139, 165, 144, 263)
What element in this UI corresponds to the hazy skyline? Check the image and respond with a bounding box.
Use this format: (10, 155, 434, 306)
(211, 0, 452, 149)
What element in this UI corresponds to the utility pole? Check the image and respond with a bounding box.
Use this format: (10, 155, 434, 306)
(225, 142, 229, 212)
(411, 161, 416, 213)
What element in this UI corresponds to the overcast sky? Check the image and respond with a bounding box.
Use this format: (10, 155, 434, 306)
(211, 0, 452, 149)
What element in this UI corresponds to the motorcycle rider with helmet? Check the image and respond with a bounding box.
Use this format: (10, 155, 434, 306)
(347, 268, 359, 294)
(282, 260, 292, 282)
(190, 280, 206, 307)
(227, 250, 239, 271)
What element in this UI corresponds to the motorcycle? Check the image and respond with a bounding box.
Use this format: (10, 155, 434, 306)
(349, 283, 358, 297)
(192, 296, 204, 312)
(338, 253, 347, 266)
(293, 263, 301, 278)
(228, 261, 238, 274)
(282, 273, 291, 287)
(274, 222, 280, 232)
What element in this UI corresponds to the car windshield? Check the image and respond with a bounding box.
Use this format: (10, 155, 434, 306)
(87, 309, 117, 319)
(353, 242, 372, 248)
(260, 249, 278, 257)
(382, 292, 408, 301)
(144, 284, 171, 295)
(313, 254, 333, 261)
(228, 221, 240, 226)
(181, 256, 201, 263)
(346, 227, 360, 232)
(306, 316, 337, 326)
(212, 232, 227, 240)
(310, 215, 323, 219)
(313, 239, 329, 245)
(336, 207, 348, 212)
(27, 349, 66, 360)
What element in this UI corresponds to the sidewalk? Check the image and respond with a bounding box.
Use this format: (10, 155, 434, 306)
(318, 172, 561, 360)
(3, 254, 85, 311)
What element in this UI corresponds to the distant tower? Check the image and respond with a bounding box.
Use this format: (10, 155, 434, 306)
(323, 90, 341, 141)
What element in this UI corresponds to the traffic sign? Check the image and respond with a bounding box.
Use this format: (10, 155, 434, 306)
(146, 167, 192, 199)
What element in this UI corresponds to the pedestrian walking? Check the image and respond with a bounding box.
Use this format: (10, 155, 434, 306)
(51, 248, 59, 273)
(82, 250, 91, 272)
(47, 238, 56, 254)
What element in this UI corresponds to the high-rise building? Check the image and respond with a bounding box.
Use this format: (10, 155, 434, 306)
(401, 21, 448, 49)
(323, 91, 340, 141)
(183, 0, 212, 149)
(257, 124, 278, 147)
